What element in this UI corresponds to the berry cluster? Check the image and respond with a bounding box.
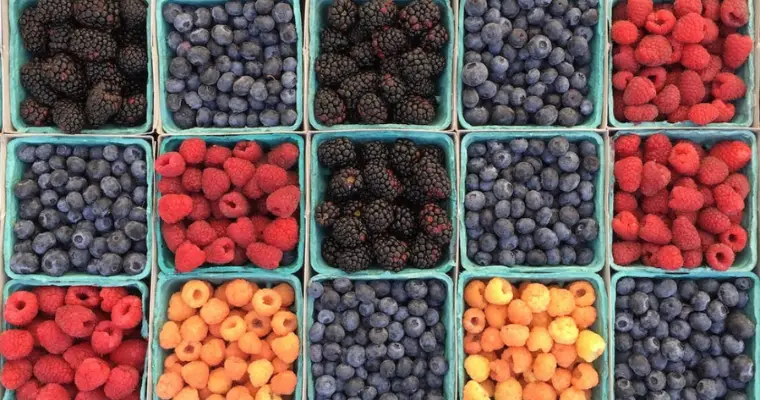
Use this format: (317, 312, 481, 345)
(157, 138, 300, 272)
(611, 0, 753, 124)
(462, 278, 606, 399)
(308, 278, 449, 399)
(10, 143, 149, 277)
(614, 277, 756, 400)
(157, 279, 299, 399)
(464, 137, 600, 267)
(0, 286, 147, 400)
(315, 138, 452, 272)
(460, 0, 599, 127)
(313, 0, 449, 126)
(19, 0, 149, 134)
(162, 0, 299, 128)
(612, 134, 752, 271)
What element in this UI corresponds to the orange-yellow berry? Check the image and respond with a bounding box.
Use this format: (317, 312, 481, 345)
(502, 346, 533, 374)
(548, 317, 580, 345)
(270, 371, 297, 395)
(176, 340, 202, 362)
(160, 321, 183, 349)
(530, 311, 552, 328)
(521, 283, 551, 313)
(181, 315, 209, 342)
(552, 343, 578, 369)
(560, 387, 586, 400)
(201, 298, 231, 325)
(485, 278, 514, 305)
(169, 293, 197, 322)
(464, 281, 488, 309)
(464, 354, 491, 382)
(575, 330, 605, 362)
(182, 360, 210, 389)
(547, 288, 576, 317)
(252, 289, 282, 317)
(221, 315, 247, 341)
(551, 368, 572, 393)
(527, 326, 554, 353)
(463, 380, 490, 400)
(226, 386, 253, 400)
(523, 382, 557, 400)
(226, 279, 255, 308)
(175, 387, 200, 400)
(463, 308, 487, 334)
(489, 359, 511, 382)
(248, 359, 274, 387)
(182, 280, 211, 308)
(506, 299, 532, 326)
(156, 372, 184, 400)
(208, 367, 233, 394)
(271, 332, 299, 363)
(245, 311, 272, 337)
(480, 327, 504, 352)
(567, 282, 595, 307)
(494, 378, 522, 400)
(224, 356, 248, 381)
(239, 332, 264, 355)
(571, 306, 597, 330)
(484, 304, 508, 329)
(271, 311, 297, 336)
(200, 337, 226, 367)
(225, 341, 248, 360)
(272, 283, 295, 308)
(571, 363, 599, 390)
(500, 324, 529, 347)
(532, 353, 557, 382)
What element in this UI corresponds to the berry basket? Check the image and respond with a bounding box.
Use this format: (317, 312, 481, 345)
(307, 0, 455, 131)
(2, 136, 155, 281)
(0, 278, 150, 400)
(156, 0, 303, 134)
(305, 272, 456, 400)
(608, 130, 758, 272)
(310, 131, 457, 275)
(456, 269, 610, 400)
(606, 0, 755, 127)
(156, 134, 305, 274)
(459, 131, 606, 273)
(150, 272, 303, 400)
(8, 0, 155, 134)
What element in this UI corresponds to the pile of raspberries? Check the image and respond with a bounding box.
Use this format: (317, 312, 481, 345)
(157, 138, 300, 272)
(612, 133, 752, 270)
(0, 286, 147, 400)
(611, 0, 752, 124)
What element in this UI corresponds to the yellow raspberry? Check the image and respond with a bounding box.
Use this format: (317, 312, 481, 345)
(160, 321, 183, 349)
(182, 280, 211, 308)
(464, 354, 491, 382)
(220, 315, 247, 342)
(208, 367, 233, 394)
(547, 288, 576, 317)
(214, 282, 229, 303)
(248, 359, 274, 387)
(548, 316, 580, 345)
(252, 289, 282, 317)
(226, 279, 254, 308)
(239, 332, 264, 355)
(174, 387, 200, 400)
(181, 315, 209, 342)
(575, 330, 606, 363)
(224, 356, 249, 381)
(181, 361, 210, 389)
(200, 337, 226, 367)
(226, 386, 253, 400)
(494, 378, 522, 400)
(169, 293, 196, 322)
(175, 340, 202, 362)
(527, 326, 554, 353)
(156, 372, 184, 400)
(463, 380, 491, 400)
(521, 283, 551, 313)
(485, 278, 514, 305)
(200, 298, 231, 325)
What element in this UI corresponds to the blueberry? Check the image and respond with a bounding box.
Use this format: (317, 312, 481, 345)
(462, 62, 489, 87)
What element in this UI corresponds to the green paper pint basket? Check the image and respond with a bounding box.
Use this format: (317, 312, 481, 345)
(307, 0, 455, 131)
(459, 131, 606, 272)
(3, 136, 154, 281)
(9, 0, 154, 134)
(457, 269, 609, 399)
(310, 131, 457, 275)
(156, 0, 303, 133)
(156, 134, 305, 274)
(608, 130, 757, 272)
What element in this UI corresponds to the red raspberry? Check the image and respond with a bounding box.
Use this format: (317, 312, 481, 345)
(710, 140, 751, 171)
(155, 152, 186, 178)
(720, 0, 749, 28)
(639, 214, 672, 244)
(701, 18, 719, 44)
(624, 104, 659, 122)
(711, 99, 735, 123)
(204, 237, 236, 264)
(674, 0, 702, 16)
(75, 358, 110, 391)
(718, 224, 747, 252)
(181, 167, 202, 193)
(0, 329, 34, 360)
(628, 0, 654, 26)
(612, 211, 640, 241)
(723, 173, 750, 198)
(641, 243, 662, 265)
(161, 223, 186, 252)
(678, 70, 705, 106)
(722, 33, 752, 69)
(99, 287, 128, 313)
(681, 44, 710, 70)
(613, 2, 628, 20)
(204, 145, 232, 167)
(623, 76, 657, 105)
(643, 133, 672, 164)
(255, 164, 289, 194)
(103, 365, 139, 400)
(233, 141, 264, 162)
(158, 194, 193, 224)
(268, 143, 300, 170)
(682, 249, 702, 268)
(38, 383, 70, 400)
(642, 189, 669, 214)
(612, 241, 642, 265)
(668, 186, 704, 212)
(696, 55, 721, 83)
(266, 185, 301, 218)
(705, 36, 724, 54)
(186, 221, 218, 247)
(613, 46, 641, 72)
(674, 176, 698, 189)
(91, 321, 123, 355)
(232, 246, 248, 265)
(263, 217, 299, 251)
(227, 217, 257, 247)
(635, 34, 673, 66)
(243, 176, 265, 199)
(667, 105, 690, 122)
(157, 177, 183, 195)
(223, 157, 256, 188)
(33, 286, 65, 316)
(17, 378, 41, 400)
(614, 135, 642, 158)
(689, 103, 719, 125)
(201, 168, 232, 201)
(63, 343, 96, 369)
(614, 192, 639, 213)
(671, 216, 702, 250)
(4, 291, 39, 326)
(696, 156, 729, 185)
(653, 245, 683, 270)
(612, 20, 641, 44)
(645, 10, 676, 34)
(34, 355, 74, 384)
(668, 141, 700, 175)
(250, 215, 272, 237)
(613, 91, 627, 121)
(219, 191, 251, 218)
(705, 243, 735, 270)
(208, 219, 231, 238)
(37, 320, 73, 354)
(713, 183, 744, 215)
(613, 71, 635, 90)
(672, 12, 705, 43)
(65, 286, 100, 308)
(702, 0, 720, 19)
(2, 359, 34, 389)
(55, 305, 97, 338)
(666, 36, 683, 63)
(110, 296, 141, 330)
(727, 210, 744, 224)
(639, 67, 667, 91)
(699, 229, 717, 251)
(711, 72, 746, 101)
(672, 210, 698, 225)
(108, 339, 147, 370)
(698, 207, 731, 234)
(640, 161, 671, 196)
(175, 241, 206, 273)
(246, 242, 283, 269)
(178, 138, 206, 164)
(664, 68, 681, 86)
(615, 156, 644, 193)
(186, 195, 210, 221)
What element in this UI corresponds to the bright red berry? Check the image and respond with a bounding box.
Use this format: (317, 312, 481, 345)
(705, 243, 735, 270)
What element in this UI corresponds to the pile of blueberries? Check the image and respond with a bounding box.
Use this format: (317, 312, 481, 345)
(162, 0, 298, 128)
(9, 143, 149, 277)
(309, 278, 448, 400)
(464, 136, 600, 266)
(615, 277, 756, 400)
(460, 0, 598, 126)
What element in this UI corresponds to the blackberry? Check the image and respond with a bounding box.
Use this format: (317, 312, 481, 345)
(418, 203, 452, 245)
(347, 25, 371, 43)
(120, 26, 147, 45)
(52, 99, 87, 134)
(112, 92, 147, 126)
(389, 139, 420, 176)
(85, 62, 125, 87)
(320, 28, 350, 53)
(85, 81, 123, 126)
(407, 78, 436, 98)
(420, 24, 449, 52)
(314, 88, 347, 126)
(327, 0, 358, 32)
(119, 0, 147, 29)
(43, 54, 87, 99)
(357, 93, 388, 124)
(420, 145, 444, 162)
(359, 0, 397, 31)
(20, 8, 48, 54)
(401, 175, 428, 204)
(322, 237, 341, 265)
(21, 60, 58, 106)
(349, 42, 378, 68)
(372, 27, 408, 58)
(398, 0, 441, 35)
(117, 45, 148, 75)
(72, 0, 121, 30)
(315, 201, 341, 227)
(394, 95, 435, 124)
(318, 137, 356, 168)
(20, 98, 51, 126)
(408, 234, 443, 268)
(378, 74, 407, 104)
(361, 141, 389, 162)
(315, 53, 359, 86)
(372, 235, 408, 271)
(68, 28, 118, 62)
(400, 48, 445, 80)
(335, 245, 372, 272)
(361, 199, 393, 233)
(391, 205, 416, 238)
(363, 160, 404, 200)
(380, 57, 401, 75)
(340, 200, 364, 217)
(337, 71, 379, 109)
(47, 22, 73, 54)
(37, 0, 72, 23)
(332, 216, 368, 247)
(413, 153, 451, 200)
(122, 73, 147, 95)
(328, 167, 364, 200)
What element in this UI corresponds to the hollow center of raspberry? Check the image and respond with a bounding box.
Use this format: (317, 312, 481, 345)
(77, 293, 89, 301)
(576, 289, 586, 297)
(262, 295, 274, 306)
(192, 290, 203, 300)
(716, 253, 727, 262)
(13, 301, 26, 310)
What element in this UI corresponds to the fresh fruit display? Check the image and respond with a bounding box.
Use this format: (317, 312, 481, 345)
(0, 285, 147, 400)
(614, 277, 756, 400)
(612, 133, 752, 270)
(611, 0, 752, 124)
(157, 138, 300, 272)
(9, 143, 149, 277)
(460, 0, 599, 126)
(313, 0, 449, 126)
(462, 278, 606, 400)
(314, 138, 453, 272)
(156, 279, 299, 399)
(18, 0, 149, 133)
(162, 0, 299, 128)
(464, 137, 601, 267)
(308, 278, 450, 399)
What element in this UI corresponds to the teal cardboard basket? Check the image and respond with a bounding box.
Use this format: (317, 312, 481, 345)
(3, 136, 154, 281)
(9, 0, 154, 134)
(1, 278, 150, 400)
(157, 134, 305, 274)
(609, 130, 757, 272)
(151, 272, 303, 400)
(609, 270, 759, 400)
(457, 0, 605, 130)
(607, 0, 755, 127)
(307, 0, 454, 131)
(306, 272, 455, 400)
(156, 0, 303, 133)
(459, 131, 606, 272)
(310, 131, 457, 275)
(457, 270, 609, 399)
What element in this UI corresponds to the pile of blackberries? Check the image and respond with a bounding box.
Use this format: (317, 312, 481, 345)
(460, 0, 598, 126)
(162, 0, 299, 128)
(309, 278, 449, 400)
(615, 277, 756, 400)
(315, 138, 452, 272)
(464, 136, 600, 266)
(9, 143, 149, 277)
